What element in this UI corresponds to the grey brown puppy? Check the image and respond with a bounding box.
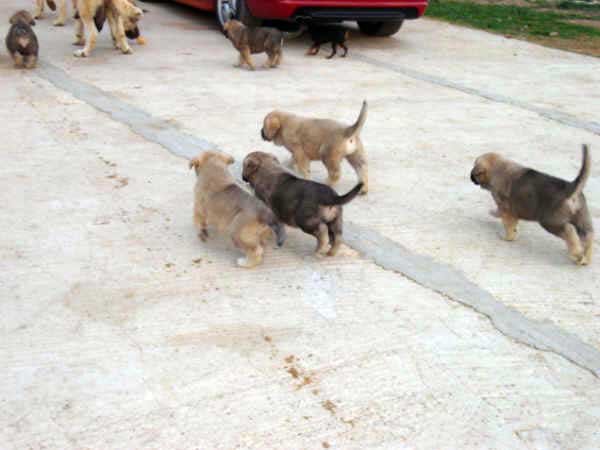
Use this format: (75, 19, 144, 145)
(243, 151, 362, 257)
(261, 101, 368, 194)
(223, 19, 283, 70)
(6, 11, 38, 69)
(190, 151, 286, 268)
(471, 145, 594, 265)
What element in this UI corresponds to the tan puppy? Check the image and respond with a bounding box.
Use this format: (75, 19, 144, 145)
(190, 151, 286, 268)
(471, 145, 594, 265)
(223, 19, 283, 70)
(261, 101, 368, 194)
(73, 0, 142, 57)
(34, 0, 77, 26)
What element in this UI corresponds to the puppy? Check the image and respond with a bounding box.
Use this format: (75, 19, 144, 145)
(307, 25, 349, 59)
(73, 0, 143, 57)
(190, 151, 286, 268)
(78, 0, 144, 47)
(34, 0, 77, 26)
(261, 101, 368, 194)
(6, 11, 38, 69)
(471, 145, 594, 265)
(243, 151, 362, 257)
(223, 19, 283, 70)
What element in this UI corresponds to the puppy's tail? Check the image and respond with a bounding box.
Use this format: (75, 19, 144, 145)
(322, 183, 363, 206)
(344, 100, 368, 138)
(566, 144, 591, 199)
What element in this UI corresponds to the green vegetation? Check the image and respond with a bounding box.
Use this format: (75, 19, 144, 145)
(426, 1, 600, 39)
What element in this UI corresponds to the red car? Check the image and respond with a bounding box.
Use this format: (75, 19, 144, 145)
(172, 0, 428, 36)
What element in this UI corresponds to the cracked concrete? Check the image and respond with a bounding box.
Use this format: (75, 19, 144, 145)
(1, 0, 600, 448)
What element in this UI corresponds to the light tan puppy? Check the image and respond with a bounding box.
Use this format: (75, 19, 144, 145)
(34, 0, 77, 26)
(471, 145, 593, 265)
(190, 151, 286, 268)
(261, 101, 368, 194)
(73, 0, 142, 57)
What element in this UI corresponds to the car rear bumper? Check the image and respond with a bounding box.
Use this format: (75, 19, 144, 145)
(247, 0, 428, 21)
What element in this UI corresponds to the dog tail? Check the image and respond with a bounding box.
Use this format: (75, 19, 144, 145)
(94, 5, 106, 31)
(47, 0, 56, 11)
(566, 144, 591, 199)
(321, 183, 363, 206)
(344, 100, 368, 138)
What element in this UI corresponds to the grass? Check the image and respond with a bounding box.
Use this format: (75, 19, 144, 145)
(426, 1, 600, 38)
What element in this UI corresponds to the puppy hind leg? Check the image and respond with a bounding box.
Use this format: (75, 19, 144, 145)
(314, 223, 330, 257)
(341, 43, 348, 57)
(324, 153, 342, 187)
(326, 43, 337, 59)
(582, 231, 594, 265)
(54, 0, 67, 26)
(35, 0, 44, 19)
(346, 146, 368, 194)
(500, 212, 519, 241)
(235, 53, 245, 68)
(73, 18, 85, 45)
(193, 199, 209, 242)
(74, 17, 97, 56)
(326, 214, 343, 257)
(559, 223, 584, 264)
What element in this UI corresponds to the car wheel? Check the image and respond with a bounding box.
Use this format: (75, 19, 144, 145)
(357, 20, 403, 37)
(217, 0, 261, 29)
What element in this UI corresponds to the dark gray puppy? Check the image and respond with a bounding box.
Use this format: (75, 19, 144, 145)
(6, 10, 38, 69)
(471, 144, 593, 265)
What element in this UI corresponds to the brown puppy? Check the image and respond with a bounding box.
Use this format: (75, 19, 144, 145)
(243, 151, 362, 257)
(190, 151, 286, 268)
(73, 0, 143, 57)
(471, 145, 594, 265)
(6, 11, 38, 69)
(223, 19, 283, 70)
(261, 101, 368, 194)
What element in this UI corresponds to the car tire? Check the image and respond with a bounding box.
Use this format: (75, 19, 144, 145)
(357, 20, 403, 37)
(237, 0, 261, 27)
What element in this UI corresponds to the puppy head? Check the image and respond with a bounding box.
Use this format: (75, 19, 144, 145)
(242, 151, 279, 183)
(261, 112, 281, 142)
(10, 10, 35, 26)
(471, 153, 503, 188)
(223, 19, 243, 38)
(122, 3, 143, 31)
(189, 151, 234, 174)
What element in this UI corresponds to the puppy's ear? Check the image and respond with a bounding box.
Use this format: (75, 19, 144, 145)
(242, 154, 260, 182)
(263, 114, 281, 140)
(189, 154, 207, 171)
(219, 153, 235, 165)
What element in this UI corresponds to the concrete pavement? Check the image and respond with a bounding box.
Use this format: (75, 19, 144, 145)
(1, 0, 600, 448)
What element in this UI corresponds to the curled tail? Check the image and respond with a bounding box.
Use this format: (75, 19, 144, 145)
(321, 183, 363, 206)
(566, 144, 591, 199)
(344, 100, 368, 138)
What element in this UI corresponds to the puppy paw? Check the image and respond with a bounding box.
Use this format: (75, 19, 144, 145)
(499, 231, 517, 242)
(569, 252, 587, 265)
(236, 257, 257, 268)
(121, 47, 133, 55)
(73, 39, 85, 46)
(53, 19, 65, 26)
(73, 49, 88, 57)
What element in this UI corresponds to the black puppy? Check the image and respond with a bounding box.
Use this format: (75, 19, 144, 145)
(306, 24, 349, 59)
(6, 11, 38, 69)
(243, 151, 362, 257)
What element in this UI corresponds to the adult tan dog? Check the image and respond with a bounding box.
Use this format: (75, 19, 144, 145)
(34, 0, 76, 26)
(471, 145, 593, 265)
(223, 19, 283, 70)
(190, 151, 286, 268)
(261, 101, 368, 194)
(73, 0, 142, 57)
(243, 151, 362, 257)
